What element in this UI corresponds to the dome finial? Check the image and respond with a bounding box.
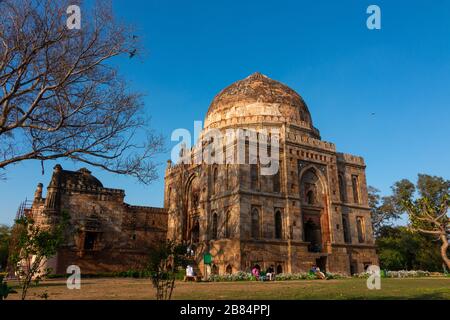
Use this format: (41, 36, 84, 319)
(247, 72, 267, 80)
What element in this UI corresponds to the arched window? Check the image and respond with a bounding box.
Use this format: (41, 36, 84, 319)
(352, 175, 359, 204)
(306, 190, 315, 205)
(300, 168, 322, 206)
(224, 210, 230, 238)
(192, 221, 200, 243)
(212, 212, 218, 240)
(226, 264, 233, 274)
(338, 174, 346, 202)
(342, 214, 351, 244)
(276, 265, 283, 274)
(251, 208, 260, 239)
(273, 161, 281, 193)
(250, 164, 258, 190)
(212, 264, 219, 275)
(275, 210, 282, 239)
(356, 216, 365, 243)
(212, 167, 219, 195)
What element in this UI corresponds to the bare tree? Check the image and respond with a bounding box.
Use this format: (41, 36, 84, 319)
(0, 0, 163, 183)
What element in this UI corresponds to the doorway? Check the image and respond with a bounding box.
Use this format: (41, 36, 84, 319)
(191, 221, 200, 243)
(304, 218, 322, 252)
(316, 256, 327, 273)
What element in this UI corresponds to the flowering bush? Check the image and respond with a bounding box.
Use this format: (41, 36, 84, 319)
(386, 270, 430, 278)
(353, 270, 431, 278)
(325, 272, 347, 280)
(208, 271, 347, 281)
(208, 271, 254, 282)
(274, 273, 309, 281)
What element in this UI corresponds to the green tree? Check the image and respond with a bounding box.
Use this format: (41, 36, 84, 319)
(391, 175, 449, 270)
(0, 275, 16, 300)
(147, 240, 189, 300)
(9, 214, 68, 300)
(0, 224, 11, 271)
(376, 226, 443, 271)
(368, 186, 402, 237)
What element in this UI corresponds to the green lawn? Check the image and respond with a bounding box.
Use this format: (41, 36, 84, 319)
(6, 277, 450, 300)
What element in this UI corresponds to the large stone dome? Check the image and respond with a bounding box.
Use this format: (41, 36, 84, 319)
(204, 72, 314, 131)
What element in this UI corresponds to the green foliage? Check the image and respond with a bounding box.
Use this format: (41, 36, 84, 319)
(368, 187, 402, 236)
(208, 271, 253, 282)
(208, 272, 347, 282)
(147, 240, 189, 300)
(0, 275, 17, 300)
(377, 226, 444, 271)
(9, 212, 69, 300)
(0, 224, 11, 272)
(353, 270, 431, 278)
(372, 174, 449, 270)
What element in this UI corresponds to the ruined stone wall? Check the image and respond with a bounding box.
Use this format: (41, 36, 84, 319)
(30, 166, 167, 275)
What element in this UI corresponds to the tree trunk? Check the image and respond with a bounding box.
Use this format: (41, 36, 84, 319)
(440, 234, 450, 270)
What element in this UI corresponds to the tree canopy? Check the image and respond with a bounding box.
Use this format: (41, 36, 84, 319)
(0, 0, 163, 183)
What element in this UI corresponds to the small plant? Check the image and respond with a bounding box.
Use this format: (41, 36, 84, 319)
(0, 275, 17, 300)
(147, 240, 189, 300)
(9, 212, 69, 300)
(37, 290, 49, 300)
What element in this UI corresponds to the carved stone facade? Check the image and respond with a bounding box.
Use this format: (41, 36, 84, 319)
(165, 72, 378, 275)
(30, 165, 167, 274)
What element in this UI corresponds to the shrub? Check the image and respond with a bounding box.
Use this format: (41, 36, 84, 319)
(325, 272, 347, 280)
(208, 272, 350, 282)
(208, 271, 253, 282)
(353, 270, 432, 278)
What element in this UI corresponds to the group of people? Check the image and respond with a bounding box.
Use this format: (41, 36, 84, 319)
(250, 265, 326, 281)
(185, 263, 326, 281)
(251, 265, 276, 281)
(309, 266, 326, 279)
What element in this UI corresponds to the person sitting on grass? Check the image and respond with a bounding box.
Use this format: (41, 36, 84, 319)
(251, 266, 260, 280)
(185, 265, 196, 281)
(259, 270, 266, 281)
(266, 265, 275, 281)
(309, 266, 326, 279)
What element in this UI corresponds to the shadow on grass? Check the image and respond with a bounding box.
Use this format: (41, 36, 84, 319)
(346, 292, 449, 300)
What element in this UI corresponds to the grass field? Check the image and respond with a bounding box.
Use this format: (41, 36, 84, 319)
(6, 277, 450, 300)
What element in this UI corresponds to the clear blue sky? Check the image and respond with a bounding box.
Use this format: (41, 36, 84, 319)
(1, 0, 449, 226)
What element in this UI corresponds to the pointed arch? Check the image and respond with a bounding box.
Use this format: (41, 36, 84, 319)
(212, 211, 218, 240)
(212, 166, 219, 195)
(274, 209, 283, 239)
(251, 207, 260, 239)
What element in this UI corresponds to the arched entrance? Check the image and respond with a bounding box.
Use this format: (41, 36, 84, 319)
(304, 218, 322, 252)
(191, 220, 200, 243)
(276, 265, 283, 274)
(182, 174, 201, 242)
(299, 166, 330, 253)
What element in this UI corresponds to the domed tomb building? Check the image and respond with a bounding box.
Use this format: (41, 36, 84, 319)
(165, 72, 378, 275)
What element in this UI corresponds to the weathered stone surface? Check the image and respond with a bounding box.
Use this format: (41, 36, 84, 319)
(30, 72, 378, 276)
(165, 73, 378, 275)
(31, 166, 167, 274)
